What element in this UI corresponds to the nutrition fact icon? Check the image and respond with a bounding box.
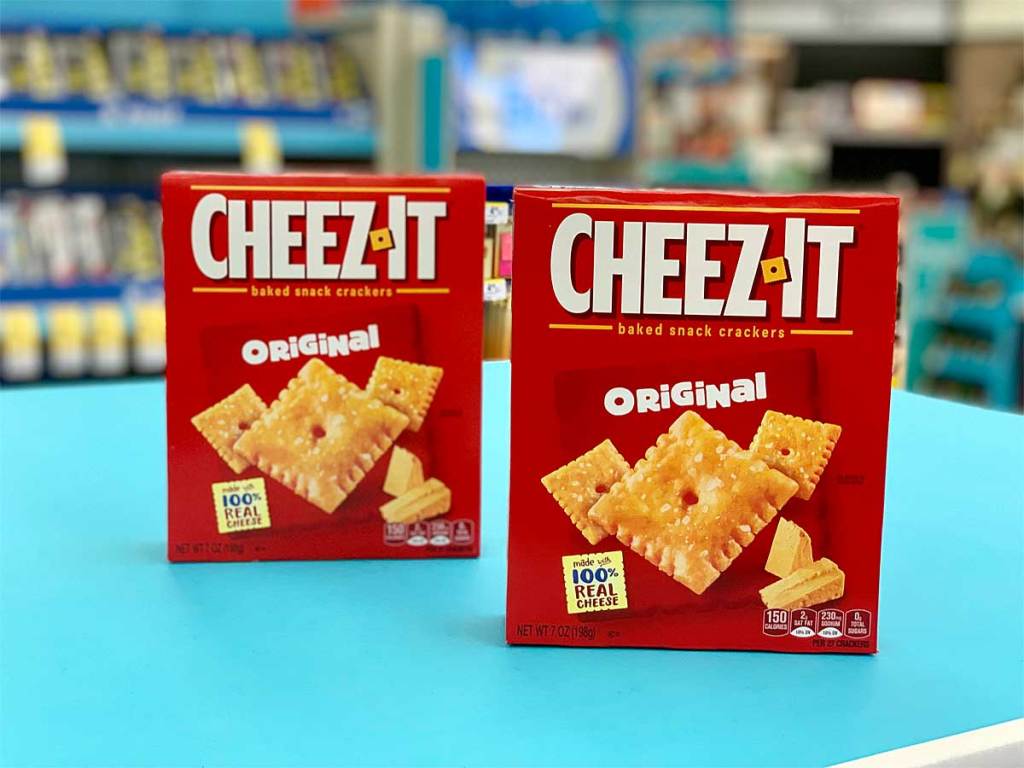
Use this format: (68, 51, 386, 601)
(384, 519, 475, 547)
(762, 608, 872, 639)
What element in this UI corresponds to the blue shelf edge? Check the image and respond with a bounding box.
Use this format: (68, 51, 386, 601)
(0, 114, 376, 159)
(0, 279, 164, 304)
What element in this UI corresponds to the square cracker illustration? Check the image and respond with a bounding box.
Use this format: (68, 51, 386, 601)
(541, 439, 630, 545)
(749, 410, 841, 500)
(589, 411, 799, 595)
(366, 356, 443, 431)
(234, 358, 409, 513)
(191, 384, 268, 473)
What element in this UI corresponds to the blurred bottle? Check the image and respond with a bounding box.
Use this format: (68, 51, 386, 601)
(131, 300, 166, 374)
(1, 304, 44, 381)
(46, 303, 88, 378)
(89, 302, 128, 377)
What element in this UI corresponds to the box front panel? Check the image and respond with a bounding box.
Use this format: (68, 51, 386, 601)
(164, 173, 484, 561)
(508, 188, 898, 652)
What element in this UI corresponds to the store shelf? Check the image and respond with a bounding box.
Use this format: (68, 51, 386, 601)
(0, 113, 376, 158)
(825, 129, 946, 148)
(938, 300, 1011, 334)
(0, 278, 163, 303)
(0, 0, 291, 35)
(644, 158, 751, 187)
(923, 344, 996, 384)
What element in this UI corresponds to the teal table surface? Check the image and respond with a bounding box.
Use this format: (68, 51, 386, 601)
(1, 362, 1022, 768)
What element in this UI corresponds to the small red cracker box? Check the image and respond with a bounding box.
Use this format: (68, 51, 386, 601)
(162, 173, 484, 562)
(507, 187, 899, 652)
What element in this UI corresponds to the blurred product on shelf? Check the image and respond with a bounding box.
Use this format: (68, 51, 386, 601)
(850, 79, 948, 137)
(46, 302, 87, 378)
(0, 27, 368, 114)
(452, 36, 632, 158)
(775, 80, 948, 143)
(635, 20, 957, 191)
(0, 190, 165, 383)
(900, 65, 1024, 412)
(90, 301, 127, 377)
(0, 299, 165, 383)
(0, 191, 161, 287)
(131, 301, 166, 374)
(640, 35, 758, 187)
(904, 202, 1023, 412)
(483, 289, 511, 362)
(483, 187, 512, 360)
(1, 303, 42, 381)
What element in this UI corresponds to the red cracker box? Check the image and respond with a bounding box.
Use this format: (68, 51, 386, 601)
(507, 187, 899, 652)
(162, 173, 484, 562)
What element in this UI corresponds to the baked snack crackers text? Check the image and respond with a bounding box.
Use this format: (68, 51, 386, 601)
(508, 187, 898, 653)
(163, 173, 484, 562)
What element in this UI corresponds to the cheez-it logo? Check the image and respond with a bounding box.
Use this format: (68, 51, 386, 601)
(190, 194, 447, 281)
(550, 213, 854, 320)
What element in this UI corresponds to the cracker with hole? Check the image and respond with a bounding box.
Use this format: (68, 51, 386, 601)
(366, 356, 443, 431)
(541, 439, 630, 545)
(191, 384, 268, 473)
(749, 410, 841, 500)
(589, 411, 799, 595)
(234, 358, 409, 513)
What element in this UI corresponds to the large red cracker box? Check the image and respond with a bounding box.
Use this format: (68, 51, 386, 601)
(163, 173, 484, 562)
(507, 187, 899, 652)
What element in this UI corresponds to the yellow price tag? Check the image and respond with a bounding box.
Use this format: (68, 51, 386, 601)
(22, 114, 66, 186)
(241, 120, 282, 173)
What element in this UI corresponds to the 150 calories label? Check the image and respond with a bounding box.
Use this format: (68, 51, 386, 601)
(212, 478, 271, 534)
(562, 551, 628, 614)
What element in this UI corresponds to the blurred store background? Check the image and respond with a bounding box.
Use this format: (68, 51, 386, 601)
(0, 0, 1021, 411)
